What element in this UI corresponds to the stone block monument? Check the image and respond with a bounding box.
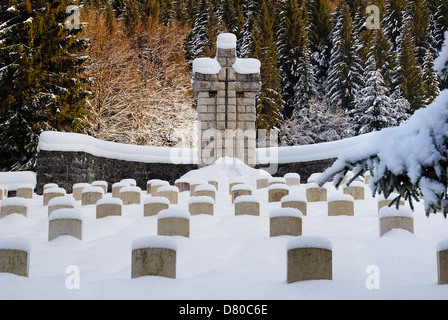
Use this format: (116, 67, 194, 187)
(192, 33, 261, 167)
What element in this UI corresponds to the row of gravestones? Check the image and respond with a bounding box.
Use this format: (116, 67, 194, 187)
(1, 210, 448, 284)
(0, 172, 446, 284)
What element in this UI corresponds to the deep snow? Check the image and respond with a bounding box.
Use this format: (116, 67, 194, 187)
(0, 160, 448, 300)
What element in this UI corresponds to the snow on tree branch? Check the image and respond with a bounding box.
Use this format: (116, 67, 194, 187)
(317, 90, 448, 217)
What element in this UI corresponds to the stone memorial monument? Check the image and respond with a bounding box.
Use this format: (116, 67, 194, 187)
(192, 33, 261, 167)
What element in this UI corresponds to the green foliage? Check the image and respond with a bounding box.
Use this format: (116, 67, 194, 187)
(0, 0, 89, 170)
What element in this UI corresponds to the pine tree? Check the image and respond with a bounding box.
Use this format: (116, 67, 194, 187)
(408, 0, 430, 63)
(422, 49, 441, 105)
(308, 0, 332, 91)
(369, 28, 398, 93)
(0, 0, 89, 171)
(252, 0, 283, 131)
(327, 0, 364, 113)
(350, 54, 395, 135)
(382, 0, 406, 50)
(277, 0, 316, 119)
(396, 14, 426, 112)
(390, 88, 411, 125)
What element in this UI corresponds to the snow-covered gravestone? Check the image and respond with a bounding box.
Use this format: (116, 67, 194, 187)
(91, 180, 108, 194)
(306, 183, 327, 202)
(194, 184, 216, 201)
(174, 178, 190, 192)
(72, 183, 90, 201)
(0, 186, 7, 200)
(437, 239, 448, 284)
(268, 183, 289, 202)
(281, 194, 307, 216)
(269, 208, 303, 237)
(48, 208, 83, 241)
(343, 181, 365, 200)
(192, 33, 261, 167)
(16, 185, 34, 199)
(157, 208, 190, 237)
(96, 198, 123, 219)
(327, 194, 354, 216)
(131, 236, 177, 279)
(0, 238, 31, 277)
(284, 173, 300, 186)
(119, 186, 141, 205)
(144, 197, 170, 217)
(286, 236, 332, 283)
(231, 183, 252, 203)
(234, 195, 260, 216)
(377, 193, 405, 212)
(150, 180, 169, 197)
(43, 187, 66, 206)
(82, 186, 103, 206)
(188, 196, 214, 216)
(48, 195, 76, 216)
(112, 182, 129, 198)
(0, 198, 28, 218)
(378, 206, 414, 237)
(157, 185, 179, 205)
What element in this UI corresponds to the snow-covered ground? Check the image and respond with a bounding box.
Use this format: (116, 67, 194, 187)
(0, 160, 447, 300)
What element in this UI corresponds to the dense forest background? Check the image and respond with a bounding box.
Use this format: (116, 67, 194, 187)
(1, 0, 448, 171)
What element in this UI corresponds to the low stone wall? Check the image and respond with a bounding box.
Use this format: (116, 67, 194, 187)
(36, 150, 336, 195)
(36, 150, 197, 195)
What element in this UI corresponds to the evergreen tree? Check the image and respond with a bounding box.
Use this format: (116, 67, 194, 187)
(369, 28, 398, 93)
(327, 0, 364, 113)
(308, 0, 332, 92)
(382, 0, 406, 50)
(422, 49, 441, 105)
(350, 54, 395, 135)
(396, 14, 426, 112)
(252, 0, 283, 131)
(277, 0, 316, 118)
(390, 88, 411, 125)
(408, 0, 430, 63)
(0, 0, 89, 171)
(239, 0, 257, 58)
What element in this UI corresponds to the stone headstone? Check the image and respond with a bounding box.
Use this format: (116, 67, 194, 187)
(0, 238, 30, 277)
(269, 208, 303, 237)
(119, 186, 141, 205)
(234, 195, 260, 216)
(96, 198, 123, 219)
(144, 197, 170, 217)
(268, 184, 289, 202)
(437, 239, 448, 285)
(131, 236, 177, 279)
(306, 183, 327, 202)
(81, 186, 103, 206)
(286, 236, 332, 283)
(378, 206, 414, 237)
(1, 198, 28, 218)
(327, 194, 355, 216)
(48, 208, 83, 241)
(188, 196, 214, 215)
(157, 208, 190, 237)
(281, 194, 307, 216)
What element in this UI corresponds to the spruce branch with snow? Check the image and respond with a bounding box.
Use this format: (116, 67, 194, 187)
(317, 90, 448, 217)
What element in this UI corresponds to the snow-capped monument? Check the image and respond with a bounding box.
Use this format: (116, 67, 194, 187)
(192, 33, 261, 167)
